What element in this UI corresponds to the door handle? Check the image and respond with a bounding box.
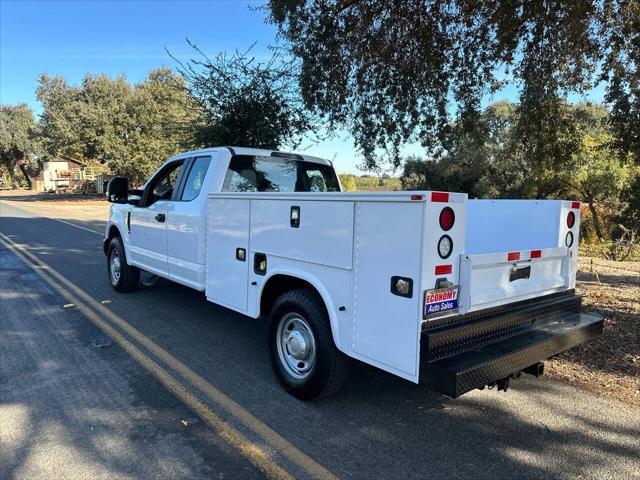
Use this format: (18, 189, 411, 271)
(155, 213, 166, 223)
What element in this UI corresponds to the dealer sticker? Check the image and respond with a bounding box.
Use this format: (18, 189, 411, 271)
(423, 287, 459, 319)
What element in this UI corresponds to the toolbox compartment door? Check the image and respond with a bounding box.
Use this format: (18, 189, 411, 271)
(459, 247, 569, 314)
(351, 201, 424, 382)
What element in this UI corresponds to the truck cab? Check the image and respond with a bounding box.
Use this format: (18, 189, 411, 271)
(104, 147, 603, 400)
(104, 147, 339, 290)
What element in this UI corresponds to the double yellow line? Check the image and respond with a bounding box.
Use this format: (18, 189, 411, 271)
(0, 231, 337, 480)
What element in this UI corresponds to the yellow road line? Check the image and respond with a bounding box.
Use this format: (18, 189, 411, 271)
(0, 232, 338, 480)
(0, 233, 293, 480)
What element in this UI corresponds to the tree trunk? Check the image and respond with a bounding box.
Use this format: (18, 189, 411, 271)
(7, 167, 18, 189)
(17, 163, 33, 190)
(588, 201, 604, 240)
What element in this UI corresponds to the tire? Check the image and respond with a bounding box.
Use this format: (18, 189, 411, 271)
(268, 289, 351, 400)
(107, 236, 140, 292)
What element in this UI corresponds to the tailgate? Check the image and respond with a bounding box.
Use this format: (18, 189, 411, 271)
(458, 246, 569, 314)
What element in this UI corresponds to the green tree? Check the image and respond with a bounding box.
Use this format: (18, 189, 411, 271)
(401, 100, 632, 228)
(171, 40, 317, 150)
(559, 132, 632, 239)
(338, 173, 357, 191)
(401, 155, 447, 192)
(122, 68, 203, 180)
(267, 1, 635, 170)
(0, 104, 40, 188)
(620, 172, 640, 235)
(402, 101, 523, 198)
(36, 68, 200, 183)
(602, 0, 640, 161)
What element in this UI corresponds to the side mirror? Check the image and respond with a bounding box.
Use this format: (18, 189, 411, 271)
(106, 177, 128, 204)
(127, 194, 141, 206)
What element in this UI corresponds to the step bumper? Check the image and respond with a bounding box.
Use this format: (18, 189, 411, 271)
(421, 311, 604, 397)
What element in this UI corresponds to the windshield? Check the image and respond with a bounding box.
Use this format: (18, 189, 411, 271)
(222, 155, 341, 193)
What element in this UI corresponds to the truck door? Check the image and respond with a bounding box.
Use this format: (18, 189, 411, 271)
(129, 160, 186, 276)
(166, 156, 212, 289)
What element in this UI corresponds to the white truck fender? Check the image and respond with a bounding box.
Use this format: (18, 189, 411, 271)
(258, 267, 343, 351)
(104, 207, 130, 254)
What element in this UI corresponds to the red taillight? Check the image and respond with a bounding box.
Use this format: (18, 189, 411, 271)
(567, 211, 575, 228)
(530, 250, 542, 259)
(439, 207, 455, 231)
(572, 201, 580, 209)
(435, 264, 452, 275)
(431, 192, 449, 202)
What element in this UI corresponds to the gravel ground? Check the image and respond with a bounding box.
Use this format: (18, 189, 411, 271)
(549, 257, 640, 406)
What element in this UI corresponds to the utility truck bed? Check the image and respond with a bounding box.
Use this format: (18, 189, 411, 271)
(104, 147, 603, 399)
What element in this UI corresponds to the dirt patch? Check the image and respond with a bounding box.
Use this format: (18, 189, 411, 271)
(548, 257, 640, 406)
(0, 188, 105, 202)
(0, 190, 109, 233)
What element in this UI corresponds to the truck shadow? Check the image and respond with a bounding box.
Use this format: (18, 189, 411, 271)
(146, 279, 640, 480)
(2, 214, 639, 480)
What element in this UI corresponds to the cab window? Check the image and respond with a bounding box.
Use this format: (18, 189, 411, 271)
(180, 156, 211, 201)
(143, 160, 185, 206)
(222, 155, 340, 192)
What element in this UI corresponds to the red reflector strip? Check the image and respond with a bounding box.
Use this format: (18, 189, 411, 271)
(410, 194, 423, 201)
(435, 264, 452, 275)
(431, 192, 449, 202)
(507, 252, 520, 261)
(530, 250, 542, 258)
(572, 201, 580, 209)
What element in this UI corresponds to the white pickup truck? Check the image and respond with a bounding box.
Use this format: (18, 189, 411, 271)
(104, 147, 603, 400)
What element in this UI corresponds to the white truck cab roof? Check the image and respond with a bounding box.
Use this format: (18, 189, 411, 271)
(169, 146, 333, 167)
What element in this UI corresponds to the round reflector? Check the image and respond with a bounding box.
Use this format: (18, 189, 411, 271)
(565, 231, 574, 248)
(438, 235, 453, 259)
(439, 207, 455, 231)
(567, 211, 575, 228)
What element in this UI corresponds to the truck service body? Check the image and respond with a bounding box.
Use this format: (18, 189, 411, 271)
(104, 146, 603, 399)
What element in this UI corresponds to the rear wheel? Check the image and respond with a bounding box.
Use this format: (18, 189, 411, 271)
(107, 236, 140, 292)
(268, 289, 351, 400)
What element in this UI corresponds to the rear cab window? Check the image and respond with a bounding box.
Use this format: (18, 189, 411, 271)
(222, 155, 340, 193)
(180, 156, 211, 201)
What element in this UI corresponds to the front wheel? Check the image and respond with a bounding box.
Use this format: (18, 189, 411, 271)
(268, 289, 351, 400)
(107, 237, 140, 292)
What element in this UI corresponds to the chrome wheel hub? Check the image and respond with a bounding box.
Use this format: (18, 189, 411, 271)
(287, 330, 309, 359)
(110, 250, 121, 285)
(276, 313, 316, 379)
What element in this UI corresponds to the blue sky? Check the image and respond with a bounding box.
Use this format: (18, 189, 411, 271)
(0, 0, 606, 174)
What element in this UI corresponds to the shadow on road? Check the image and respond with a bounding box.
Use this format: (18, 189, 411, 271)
(2, 214, 639, 479)
(0, 249, 260, 479)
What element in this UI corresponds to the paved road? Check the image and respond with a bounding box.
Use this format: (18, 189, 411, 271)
(0, 240, 263, 479)
(1, 200, 639, 480)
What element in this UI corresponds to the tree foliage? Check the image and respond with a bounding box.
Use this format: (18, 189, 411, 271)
(0, 103, 40, 187)
(171, 40, 317, 150)
(402, 101, 522, 197)
(602, 0, 640, 159)
(402, 101, 635, 239)
(620, 172, 640, 235)
(268, 0, 637, 169)
(560, 131, 632, 238)
(36, 68, 200, 183)
(338, 173, 356, 191)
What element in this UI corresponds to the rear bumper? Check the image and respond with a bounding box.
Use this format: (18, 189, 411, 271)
(419, 292, 604, 397)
